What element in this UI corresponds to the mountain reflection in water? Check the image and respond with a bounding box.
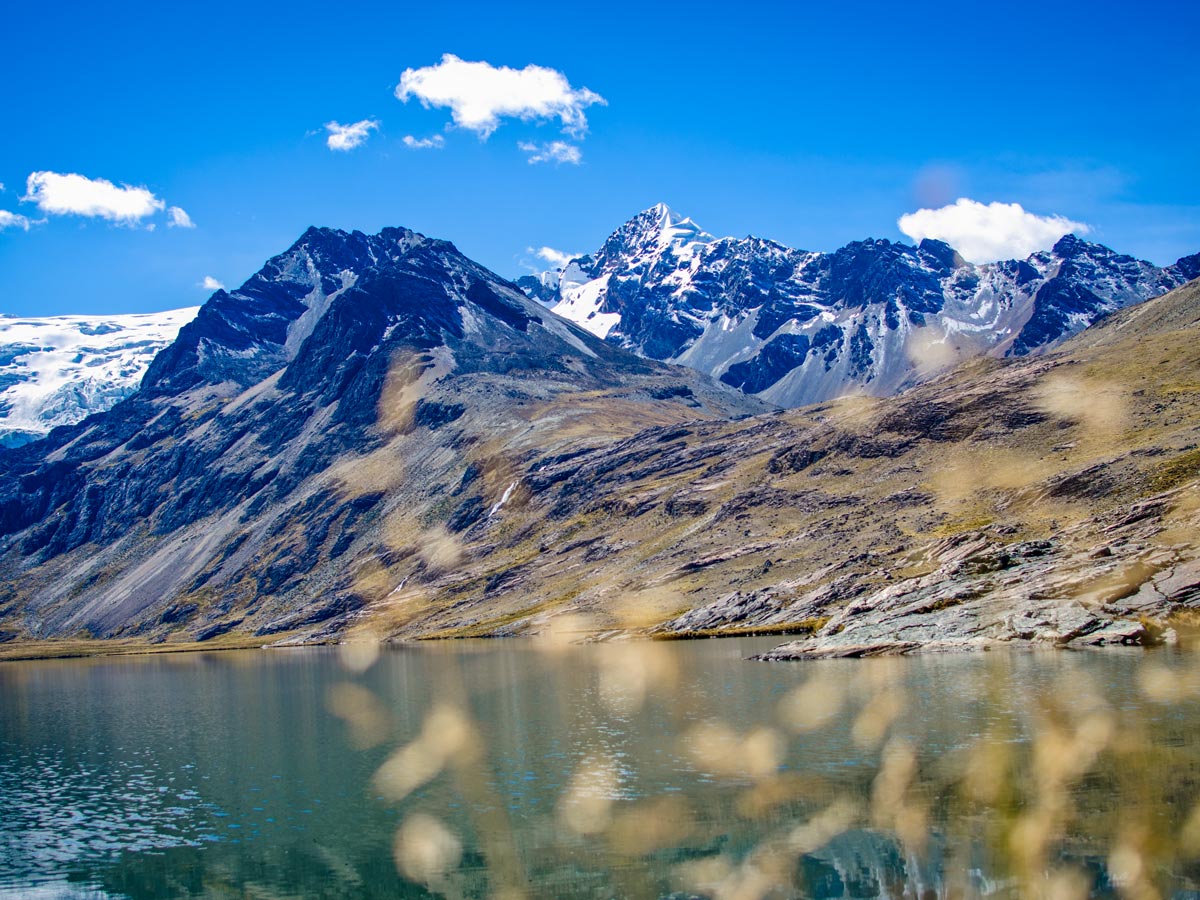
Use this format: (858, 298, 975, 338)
(3, 638, 1200, 899)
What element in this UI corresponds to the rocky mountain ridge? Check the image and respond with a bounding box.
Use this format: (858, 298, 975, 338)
(522, 204, 1200, 407)
(0, 225, 764, 644)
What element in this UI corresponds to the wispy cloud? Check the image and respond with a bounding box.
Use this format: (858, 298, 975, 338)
(402, 134, 445, 150)
(167, 206, 194, 228)
(325, 119, 380, 151)
(519, 141, 582, 165)
(23, 171, 167, 226)
(396, 54, 605, 139)
(201, 275, 225, 291)
(528, 246, 578, 269)
(897, 198, 1090, 263)
(0, 210, 33, 231)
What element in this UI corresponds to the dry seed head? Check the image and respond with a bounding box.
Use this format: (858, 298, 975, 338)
(533, 612, 598, 653)
(612, 587, 686, 631)
(1034, 374, 1129, 436)
(352, 558, 400, 603)
(372, 704, 477, 800)
(675, 857, 734, 896)
(1179, 803, 1200, 856)
(337, 638, 381, 675)
(962, 738, 1011, 804)
(373, 737, 446, 802)
(393, 813, 462, 883)
(1138, 663, 1196, 704)
(1045, 868, 1092, 900)
(598, 642, 677, 714)
(607, 796, 693, 856)
(325, 682, 391, 749)
(557, 755, 619, 836)
(870, 739, 917, 827)
(787, 798, 859, 855)
(423, 704, 477, 760)
(683, 722, 784, 781)
(778, 675, 845, 732)
(418, 525, 464, 574)
(332, 445, 408, 497)
(852, 688, 906, 748)
(906, 325, 967, 378)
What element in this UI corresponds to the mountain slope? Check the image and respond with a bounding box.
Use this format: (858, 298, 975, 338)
(0, 308, 197, 447)
(0, 226, 765, 644)
(526, 204, 1196, 407)
(343, 277, 1200, 652)
(2, 227, 1196, 657)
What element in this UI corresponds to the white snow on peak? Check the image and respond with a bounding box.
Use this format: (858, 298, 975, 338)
(552, 273, 621, 338)
(646, 203, 713, 257)
(0, 308, 197, 446)
(547, 204, 718, 339)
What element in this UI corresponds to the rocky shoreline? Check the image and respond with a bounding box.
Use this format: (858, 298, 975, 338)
(656, 490, 1200, 660)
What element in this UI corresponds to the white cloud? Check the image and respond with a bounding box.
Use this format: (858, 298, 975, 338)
(897, 198, 1090, 263)
(402, 134, 446, 150)
(23, 171, 166, 225)
(325, 119, 380, 151)
(201, 276, 225, 291)
(0, 210, 32, 231)
(167, 206, 194, 228)
(396, 54, 605, 139)
(529, 246, 577, 269)
(519, 140, 582, 165)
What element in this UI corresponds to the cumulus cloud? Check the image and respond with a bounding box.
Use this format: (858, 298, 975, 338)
(201, 276, 225, 291)
(0, 210, 32, 231)
(897, 198, 1090, 263)
(402, 134, 445, 150)
(519, 140, 582, 165)
(23, 171, 166, 225)
(529, 246, 577, 269)
(325, 119, 380, 151)
(396, 54, 605, 139)
(167, 206, 194, 228)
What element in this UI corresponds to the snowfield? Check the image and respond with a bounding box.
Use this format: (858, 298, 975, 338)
(0, 308, 198, 447)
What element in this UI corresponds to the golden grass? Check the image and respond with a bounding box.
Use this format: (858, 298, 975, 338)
(650, 617, 832, 641)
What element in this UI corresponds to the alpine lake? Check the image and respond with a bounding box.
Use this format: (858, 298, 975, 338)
(4, 636, 1200, 899)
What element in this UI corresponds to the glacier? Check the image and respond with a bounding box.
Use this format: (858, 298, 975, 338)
(0, 308, 198, 447)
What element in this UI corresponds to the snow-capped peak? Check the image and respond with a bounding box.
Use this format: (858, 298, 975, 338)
(591, 203, 715, 276)
(521, 206, 1196, 409)
(646, 203, 711, 253)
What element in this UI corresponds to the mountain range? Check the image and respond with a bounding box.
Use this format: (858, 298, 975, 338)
(0, 225, 762, 645)
(4, 204, 1197, 447)
(0, 215, 1197, 656)
(519, 204, 1200, 406)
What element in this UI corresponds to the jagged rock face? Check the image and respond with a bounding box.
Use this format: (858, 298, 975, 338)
(528, 205, 1195, 406)
(0, 308, 197, 447)
(0, 226, 766, 642)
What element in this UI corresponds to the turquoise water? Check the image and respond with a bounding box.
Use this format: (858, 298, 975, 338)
(2, 639, 1200, 898)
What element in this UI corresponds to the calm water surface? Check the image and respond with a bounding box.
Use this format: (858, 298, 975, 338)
(3, 638, 1200, 898)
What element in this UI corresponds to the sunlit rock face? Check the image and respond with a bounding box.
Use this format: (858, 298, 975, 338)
(0, 225, 766, 642)
(527, 205, 1196, 406)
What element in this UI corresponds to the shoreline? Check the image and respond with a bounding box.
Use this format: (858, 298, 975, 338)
(0, 631, 319, 664)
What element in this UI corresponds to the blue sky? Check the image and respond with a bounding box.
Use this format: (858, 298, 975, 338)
(1, 0, 1197, 316)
